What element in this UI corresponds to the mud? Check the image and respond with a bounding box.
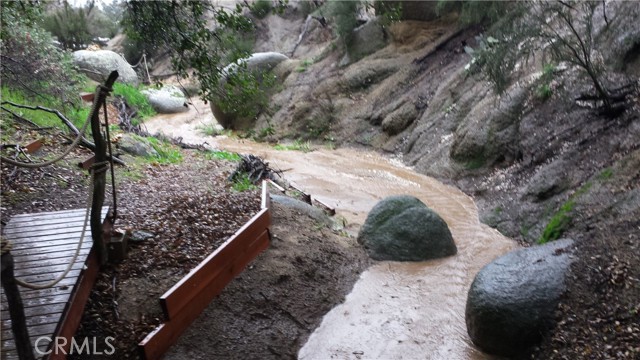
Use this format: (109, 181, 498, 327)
(144, 103, 518, 359)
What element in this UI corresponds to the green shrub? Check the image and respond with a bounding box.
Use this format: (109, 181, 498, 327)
(1, 3, 86, 108)
(112, 83, 156, 122)
(250, 0, 272, 19)
(204, 150, 241, 162)
(197, 123, 224, 137)
(274, 139, 312, 152)
(1, 86, 90, 131)
(232, 173, 259, 192)
(146, 137, 183, 164)
(538, 182, 592, 244)
(535, 63, 556, 100)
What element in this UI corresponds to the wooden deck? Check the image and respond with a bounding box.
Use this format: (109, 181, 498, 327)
(1, 207, 109, 359)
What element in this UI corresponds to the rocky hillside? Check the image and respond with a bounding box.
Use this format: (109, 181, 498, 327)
(240, 2, 639, 357)
(246, 1, 639, 245)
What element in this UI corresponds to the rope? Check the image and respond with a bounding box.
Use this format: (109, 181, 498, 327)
(12, 161, 108, 290)
(0, 85, 111, 169)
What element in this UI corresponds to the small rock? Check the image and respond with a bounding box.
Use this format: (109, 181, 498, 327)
(130, 230, 155, 243)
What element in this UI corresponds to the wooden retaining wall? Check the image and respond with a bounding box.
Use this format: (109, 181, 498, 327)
(138, 181, 271, 360)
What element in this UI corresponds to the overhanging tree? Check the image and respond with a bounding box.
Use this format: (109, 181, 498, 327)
(474, 0, 616, 113)
(122, 1, 255, 103)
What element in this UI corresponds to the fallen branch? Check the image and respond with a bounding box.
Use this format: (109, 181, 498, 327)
(1, 101, 126, 166)
(291, 15, 313, 57)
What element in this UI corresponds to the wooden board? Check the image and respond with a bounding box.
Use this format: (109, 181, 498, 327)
(138, 181, 272, 360)
(1, 207, 108, 360)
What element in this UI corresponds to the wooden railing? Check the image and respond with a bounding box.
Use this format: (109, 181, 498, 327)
(138, 181, 271, 360)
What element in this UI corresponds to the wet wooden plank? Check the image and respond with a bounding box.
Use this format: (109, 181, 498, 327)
(11, 237, 93, 251)
(1, 312, 62, 330)
(12, 261, 85, 279)
(1, 282, 74, 301)
(4, 270, 81, 286)
(11, 250, 91, 267)
(51, 251, 100, 360)
(140, 229, 270, 360)
(10, 242, 93, 257)
(1, 293, 71, 311)
(7, 207, 107, 222)
(6, 226, 94, 241)
(1, 322, 58, 340)
(3, 219, 94, 236)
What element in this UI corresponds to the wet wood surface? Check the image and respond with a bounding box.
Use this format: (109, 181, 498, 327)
(1, 207, 108, 360)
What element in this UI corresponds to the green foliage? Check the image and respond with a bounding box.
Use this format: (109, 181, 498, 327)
(1, 2, 86, 108)
(274, 140, 312, 152)
(536, 63, 556, 100)
(232, 173, 259, 192)
(437, 1, 513, 26)
(598, 168, 614, 181)
(538, 200, 574, 244)
(295, 59, 314, 73)
(203, 150, 242, 162)
(146, 137, 183, 164)
(374, 1, 402, 26)
(197, 123, 224, 137)
(474, 1, 612, 111)
(112, 83, 156, 122)
(250, 0, 272, 19)
(1, 86, 90, 131)
(319, 0, 360, 46)
(464, 157, 486, 170)
(43, 1, 95, 50)
(257, 125, 276, 140)
(123, 1, 255, 104)
(539, 182, 593, 244)
(218, 70, 278, 120)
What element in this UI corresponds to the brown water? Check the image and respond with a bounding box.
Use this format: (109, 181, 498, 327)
(145, 102, 517, 360)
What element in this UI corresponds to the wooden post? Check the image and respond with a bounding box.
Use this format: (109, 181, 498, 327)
(1, 252, 36, 360)
(89, 71, 119, 266)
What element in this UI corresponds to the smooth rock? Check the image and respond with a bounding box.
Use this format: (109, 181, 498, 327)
(357, 195, 456, 261)
(466, 239, 575, 357)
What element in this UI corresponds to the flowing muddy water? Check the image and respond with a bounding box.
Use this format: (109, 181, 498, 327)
(144, 102, 517, 359)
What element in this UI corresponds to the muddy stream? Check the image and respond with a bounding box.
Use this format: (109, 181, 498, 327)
(145, 101, 517, 360)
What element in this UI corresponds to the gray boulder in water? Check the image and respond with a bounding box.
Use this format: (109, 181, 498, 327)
(141, 85, 188, 114)
(465, 238, 575, 356)
(357, 195, 456, 261)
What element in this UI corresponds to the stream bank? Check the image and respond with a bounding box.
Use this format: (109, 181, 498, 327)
(144, 103, 516, 359)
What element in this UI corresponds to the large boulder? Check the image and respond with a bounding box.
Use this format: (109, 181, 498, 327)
(141, 85, 188, 114)
(211, 52, 289, 130)
(465, 239, 575, 357)
(117, 134, 157, 158)
(357, 195, 456, 261)
(73, 50, 139, 86)
(347, 18, 389, 62)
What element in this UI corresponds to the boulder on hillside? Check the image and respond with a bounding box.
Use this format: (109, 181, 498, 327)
(465, 239, 575, 357)
(357, 195, 456, 261)
(73, 50, 139, 86)
(117, 134, 157, 158)
(211, 52, 289, 130)
(382, 101, 418, 135)
(347, 18, 389, 62)
(141, 85, 188, 114)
